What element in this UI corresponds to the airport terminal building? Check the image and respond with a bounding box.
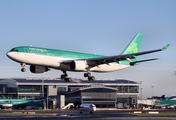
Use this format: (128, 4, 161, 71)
(0, 78, 140, 109)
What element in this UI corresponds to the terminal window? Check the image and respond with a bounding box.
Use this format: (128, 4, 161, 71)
(57, 87, 66, 95)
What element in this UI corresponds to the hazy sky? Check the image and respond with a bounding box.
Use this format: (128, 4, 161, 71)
(0, 0, 176, 98)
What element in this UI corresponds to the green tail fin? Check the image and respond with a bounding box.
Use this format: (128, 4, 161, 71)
(121, 33, 143, 55)
(1, 95, 6, 99)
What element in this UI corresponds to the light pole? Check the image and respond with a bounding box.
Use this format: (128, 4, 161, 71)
(42, 80, 44, 98)
(151, 86, 154, 98)
(174, 70, 176, 76)
(151, 86, 154, 108)
(128, 80, 129, 109)
(140, 81, 142, 100)
(42, 80, 46, 110)
(128, 80, 129, 95)
(140, 88, 142, 100)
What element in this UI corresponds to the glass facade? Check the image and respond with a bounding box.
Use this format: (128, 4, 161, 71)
(57, 87, 67, 95)
(68, 85, 89, 91)
(105, 85, 139, 93)
(82, 88, 117, 93)
(0, 94, 17, 99)
(96, 104, 115, 108)
(117, 98, 131, 103)
(18, 85, 41, 93)
(83, 98, 116, 101)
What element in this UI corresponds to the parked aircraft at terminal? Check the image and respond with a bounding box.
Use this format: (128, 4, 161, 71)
(79, 103, 96, 114)
(0, 95, 42, 107)
(6, 33, 169, 82)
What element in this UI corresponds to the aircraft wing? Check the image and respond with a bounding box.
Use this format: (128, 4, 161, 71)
(85, 44, 169, 67)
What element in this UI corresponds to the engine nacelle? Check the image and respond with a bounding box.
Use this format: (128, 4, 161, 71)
(70, 60, 88, 71)
(30, 65, 49, 73)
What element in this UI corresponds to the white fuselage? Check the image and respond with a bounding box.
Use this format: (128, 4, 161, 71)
(79, 103, 96, 113)
(7, 52, 130, 72)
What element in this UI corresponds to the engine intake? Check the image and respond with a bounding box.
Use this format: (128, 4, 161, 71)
(30, 65, 49, 73)
(70, 60, 88, 71)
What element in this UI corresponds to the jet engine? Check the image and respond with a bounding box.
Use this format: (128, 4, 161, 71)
(30, 65, 49, 73)
(70, 60, 88, 71)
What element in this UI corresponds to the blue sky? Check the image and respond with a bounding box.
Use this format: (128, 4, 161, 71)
(0, 0, 176, 98)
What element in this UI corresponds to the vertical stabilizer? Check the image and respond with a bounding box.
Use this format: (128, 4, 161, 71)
(121, 33, 143, 55)
(2, 95, 6, 99)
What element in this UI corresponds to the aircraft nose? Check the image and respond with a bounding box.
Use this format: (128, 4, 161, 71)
(6, 52, 10, 57)
(6, 52, 12, 58)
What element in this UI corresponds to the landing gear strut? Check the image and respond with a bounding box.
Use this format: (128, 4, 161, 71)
(21, 63, 26, 72)
(84, 72, 95, 81)
(61, 71, 72, 82)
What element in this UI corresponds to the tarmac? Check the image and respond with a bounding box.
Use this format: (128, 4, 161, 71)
(1, 112, 176, 120)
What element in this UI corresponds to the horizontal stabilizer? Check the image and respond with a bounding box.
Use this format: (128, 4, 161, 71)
(130, 58, 159, 66)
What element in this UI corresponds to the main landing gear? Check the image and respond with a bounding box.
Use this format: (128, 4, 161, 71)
(84, 72, 95, 81)
(61, 71, 95, 82)
(21, 63, 26, 72)
(61, 71, 72, 82)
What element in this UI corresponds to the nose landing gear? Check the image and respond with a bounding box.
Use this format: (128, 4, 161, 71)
(21, 63, 26, 72)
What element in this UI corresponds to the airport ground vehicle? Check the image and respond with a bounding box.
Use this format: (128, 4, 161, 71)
(79, 103, 96, 114)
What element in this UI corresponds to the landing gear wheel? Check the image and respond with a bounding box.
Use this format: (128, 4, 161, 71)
(65, 78, 68, 82)
(20, 63, 26, 72)
(84, 73, 88, 77)
(84, 73, 91, 78)
(87, 73, 91, 77)
(61, 74, 68, 79)
(61, 71, 72, 82)
(68, 77, 72, 82)
(21, 68, 26, 72)
(88, 76, 95, 81)
(91, 76, 95, 80)
(84, 72, 95, 81)
(90, 111, 94, 114)
(61, 74, 65, 79)
(88, 77, 92, 81)
(65, 77, 72, 82)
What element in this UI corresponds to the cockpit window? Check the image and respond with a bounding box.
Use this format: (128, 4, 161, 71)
(10, 48, 18, 52)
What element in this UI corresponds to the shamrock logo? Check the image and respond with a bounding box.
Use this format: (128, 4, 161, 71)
(127, 42, 138, 53)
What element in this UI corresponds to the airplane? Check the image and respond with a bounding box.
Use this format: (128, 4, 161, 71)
(6, 33, 169, 82)
(0, 95, 42, 106)
(154, 95, 176, 109)
(79, 103, 96, 114)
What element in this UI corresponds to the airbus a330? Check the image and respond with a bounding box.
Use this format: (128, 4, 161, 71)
(6, 33, 169, 82)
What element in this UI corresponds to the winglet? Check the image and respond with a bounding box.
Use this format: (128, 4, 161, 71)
(162, 44, 170, 50)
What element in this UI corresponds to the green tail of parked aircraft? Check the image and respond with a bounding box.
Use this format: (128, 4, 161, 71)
(0, 95, 42, 106)
(6, 33, 169, 82)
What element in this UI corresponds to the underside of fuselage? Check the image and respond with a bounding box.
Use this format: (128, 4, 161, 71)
(7, 52, 130, 72)
(54, 63, 130, 72)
